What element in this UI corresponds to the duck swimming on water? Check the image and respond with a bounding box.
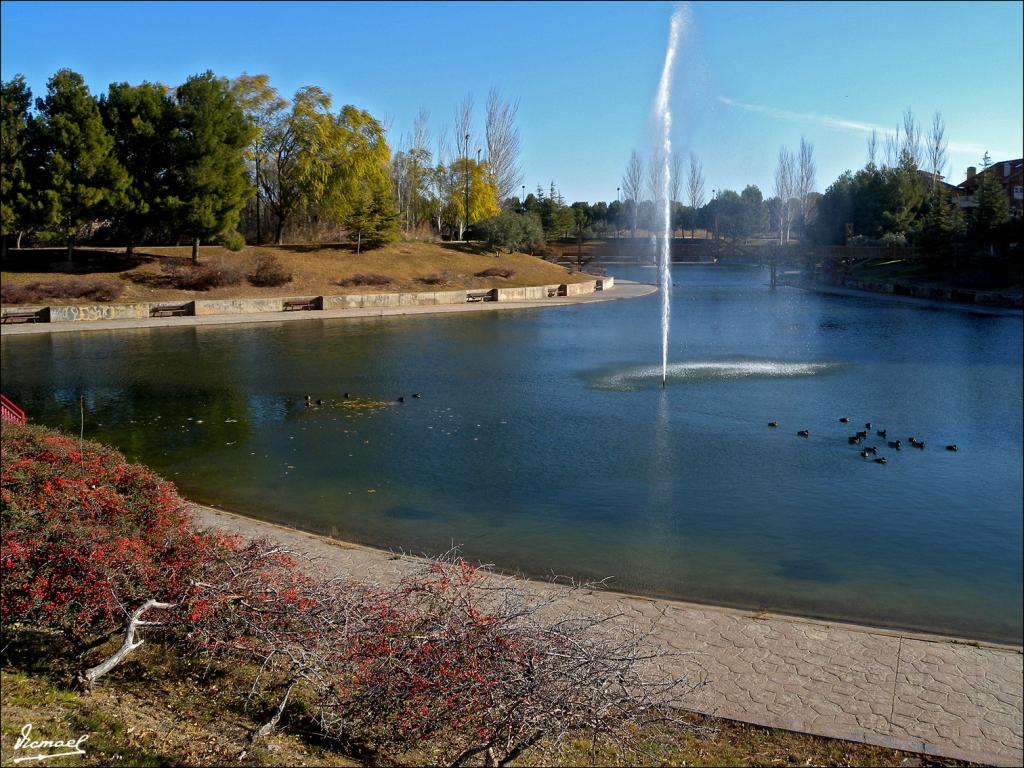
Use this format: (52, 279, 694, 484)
(797, 429, 810, 437)
(768, 421, 779, 427)
(887, 440, 902, 450)
(945, 444, 959, 451)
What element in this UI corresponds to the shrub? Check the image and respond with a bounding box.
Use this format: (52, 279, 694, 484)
(0, 278, 125, 305)
(338, 273, 393, 287)
(474, 267, 515, 279)
(218, 230, 247, 252)
(248, 254, 293, 287)
(416, 271, 451, 285)
(162, 260, 244, 290)
(0, 424, 209, 646)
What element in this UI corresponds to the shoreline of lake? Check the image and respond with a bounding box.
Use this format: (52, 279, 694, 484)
(187, 499, 1024, 767)
(0, 280, 657, 336)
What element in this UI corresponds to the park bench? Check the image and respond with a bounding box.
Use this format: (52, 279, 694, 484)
(466, 290, 495, 303)
(283, 298, 320, 311)
(1, 309, 43, 324)
(150, 303, 190, 318)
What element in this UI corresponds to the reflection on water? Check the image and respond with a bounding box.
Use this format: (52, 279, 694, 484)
(2, 266, 1021, 643)
(589, 358, 844, 390)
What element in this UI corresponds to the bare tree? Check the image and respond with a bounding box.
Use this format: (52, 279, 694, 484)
(927, 111, 948, 190)
(622, 150, 645, 236)
(405, 106, 431, 231)
(866, 129, 878, 168)
(485, 88, 522, 207)
(773, 147, 796, 244)
(686, 153, 706, 238)
(430, 124, 453, 235)
(454, 94, 474, 239)
(883, 123, 901, 168)
(646, 150, 666, 205)
(796, 136, 817, 236)
(900, 107, 922, 168)
(669, 152, 683, 204)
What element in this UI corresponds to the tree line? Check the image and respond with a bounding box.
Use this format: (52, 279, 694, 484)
(0, 71, 536, 260)
(604, 107, 1015, 253)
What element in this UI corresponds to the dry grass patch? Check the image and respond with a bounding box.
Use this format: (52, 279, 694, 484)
(0, 242, 592, 306)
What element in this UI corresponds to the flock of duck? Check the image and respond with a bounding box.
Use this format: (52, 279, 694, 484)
(768, 417, 959, 464)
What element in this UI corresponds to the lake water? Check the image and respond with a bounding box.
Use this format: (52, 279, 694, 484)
(3, 265, 1021, 643)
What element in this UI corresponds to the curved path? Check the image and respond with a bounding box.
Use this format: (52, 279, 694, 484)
(0, 281, 656, 336)
(191, 503, 1022, 767)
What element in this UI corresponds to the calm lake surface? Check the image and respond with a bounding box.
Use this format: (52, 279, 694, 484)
(3, 266, 1022, 643)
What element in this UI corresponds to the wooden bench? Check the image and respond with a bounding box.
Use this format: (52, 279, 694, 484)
(283, 298, 319, 311)
(466, 290, 494, 303)
(150, 303, 190, 318)
(1, 310, 42, 324)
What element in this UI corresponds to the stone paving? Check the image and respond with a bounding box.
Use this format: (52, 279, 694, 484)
(0, 281, 657, 336)
(191, 504, 1023, 766)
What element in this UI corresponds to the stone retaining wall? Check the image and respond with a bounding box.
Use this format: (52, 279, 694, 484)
(1, 276, 615, 324)
(829, 277, 1022, 309)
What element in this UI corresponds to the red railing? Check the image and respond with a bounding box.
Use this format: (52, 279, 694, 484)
(1, 394, 26, 426)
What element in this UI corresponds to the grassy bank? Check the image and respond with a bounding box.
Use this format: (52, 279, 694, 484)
(0, 242, 593, 307)
(0, 639, 971, 768)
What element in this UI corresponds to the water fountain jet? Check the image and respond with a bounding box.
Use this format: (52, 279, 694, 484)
(653, 8, 685, 388)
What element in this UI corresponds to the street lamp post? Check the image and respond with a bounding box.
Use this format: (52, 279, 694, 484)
(521, 184, 526, 212)
(464, 133, 471, 240)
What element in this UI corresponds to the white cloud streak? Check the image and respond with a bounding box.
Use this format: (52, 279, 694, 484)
(716, 96, 1013, 158)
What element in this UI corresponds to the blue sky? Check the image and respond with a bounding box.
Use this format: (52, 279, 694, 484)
(2, 1, 1021, 203)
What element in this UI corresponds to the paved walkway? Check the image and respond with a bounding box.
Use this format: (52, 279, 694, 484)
(191, 504, 1023, 767)
(0, 281, 657, 336)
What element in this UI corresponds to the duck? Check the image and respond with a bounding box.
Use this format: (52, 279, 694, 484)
(887, 440, 902, 450)
(859, 450, 870, 458)
(768, 421, 779, 428)
(876, 429, 887, 438)
(343, 392, 350, 399)
(873, 457, 887, 464)
(797, 429, 810, 437)
(864, 445, 878, 454)
(397, 396, 405, 403)
(839, 417, 849, 424)
(912, 440, 925, 449)
(864, 421, 872, 429)
(304, 394, 312, 402)
(316, 399, 323, 406)
(848, 435, 862, 445)
(412, 393, 422, 399)
(945, 444, 959, 452)
(855, 430, 867, 438)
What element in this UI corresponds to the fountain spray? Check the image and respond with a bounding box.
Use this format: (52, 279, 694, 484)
(655, 7, 684, 388)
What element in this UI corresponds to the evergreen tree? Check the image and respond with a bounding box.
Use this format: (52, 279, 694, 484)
(32, 69, 129, 260)
(168, 71, 254, 263)
(970, 170, 1011, 245)
(916, 186, 965, 252)
(100, 81, 176, 254)
(341, 185, 398, 254)
(1, 75, 33, 255)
